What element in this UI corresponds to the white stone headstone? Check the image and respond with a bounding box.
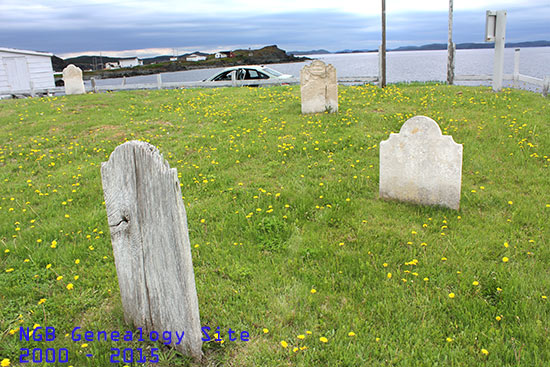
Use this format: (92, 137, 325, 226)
(379, 116, 463, 210)
(300, 60, 338, 114)
(62, 64, 85, 95)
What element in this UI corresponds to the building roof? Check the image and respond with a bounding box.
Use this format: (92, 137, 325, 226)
(0, 47, 53, 57)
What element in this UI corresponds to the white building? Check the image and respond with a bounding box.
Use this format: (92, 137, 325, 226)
(0, 47, 55, 94)
(186, 54, 206, 62)
(118, 57, 143, 68)
(105, 62, 120, 70)
(215, 52, 227, 59)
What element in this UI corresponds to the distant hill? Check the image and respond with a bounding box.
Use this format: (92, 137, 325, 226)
(288, 40, 550, 55)
(288, 49, 331, 55)
(50, 45, 308, 77)
(392, 40, 550, 51)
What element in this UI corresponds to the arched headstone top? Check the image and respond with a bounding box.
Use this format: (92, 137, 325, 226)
(62, 64, 83, 79)
(398, 115, 442, 138)
(383, 115, 460, 146)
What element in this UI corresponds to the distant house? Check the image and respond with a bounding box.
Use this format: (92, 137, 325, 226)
(186, 54, 206, 62)
(170, 57, 178, 61)
(119, 57, 143, 68)
(105, 62, 120, 70)
(224, 51, 235, 58)
(0, 47, 55, 95)
(215, 52, 227, 59)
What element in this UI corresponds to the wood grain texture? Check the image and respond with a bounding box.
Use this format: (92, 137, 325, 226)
(101, 141, 202, 360)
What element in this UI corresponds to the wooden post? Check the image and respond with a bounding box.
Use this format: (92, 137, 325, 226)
(513, 49, 520, 87)
(101, 141, 203, 360)
(446, 0, 455, 85)
(492, 11, 506, 92)
(156, 74, 162, 90)
(230, 70, 237, 87)
(381, 0, 386, 88)
(543, 76, 550, 97)
(378, 45, 383, 87)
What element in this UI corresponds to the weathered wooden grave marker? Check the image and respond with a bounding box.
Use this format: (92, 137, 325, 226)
(379, 116, 463, 210)
(101, 141, 202, 359)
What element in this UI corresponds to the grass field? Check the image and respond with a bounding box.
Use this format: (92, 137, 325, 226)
(0, 84, 549, 366)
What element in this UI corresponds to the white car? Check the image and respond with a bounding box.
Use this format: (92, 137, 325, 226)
(204, 65, 293, 82)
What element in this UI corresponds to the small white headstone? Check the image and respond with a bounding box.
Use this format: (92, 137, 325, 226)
(379, 116, 463, 210)
(62, 64, 85, 95)
(300, 60, 338, 114)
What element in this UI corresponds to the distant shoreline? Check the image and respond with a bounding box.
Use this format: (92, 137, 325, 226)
(290, 41, 550, 55)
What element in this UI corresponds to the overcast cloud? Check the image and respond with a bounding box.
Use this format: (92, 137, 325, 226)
(0, 0, 548, 57)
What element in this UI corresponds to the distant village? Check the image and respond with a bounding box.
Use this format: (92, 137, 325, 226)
(102, 51, 236, 71)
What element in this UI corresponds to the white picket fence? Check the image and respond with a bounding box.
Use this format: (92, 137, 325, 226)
(455, 49, 550, 96)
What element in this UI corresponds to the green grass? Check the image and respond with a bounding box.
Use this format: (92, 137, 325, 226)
(0, 83, 549, 366)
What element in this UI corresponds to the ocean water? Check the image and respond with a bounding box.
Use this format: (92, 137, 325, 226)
(89, 47, 550, 91)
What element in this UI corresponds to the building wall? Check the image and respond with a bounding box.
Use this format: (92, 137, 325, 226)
(0, 50, 55, 94)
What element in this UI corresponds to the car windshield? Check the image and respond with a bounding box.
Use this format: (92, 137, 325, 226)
(263, 67, 282, 76)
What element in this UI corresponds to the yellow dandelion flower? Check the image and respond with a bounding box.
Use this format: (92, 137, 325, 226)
(293, 347, 299, 352)
(508, 201, 513, 205)
(446, 337, 453, 342)
(81, 343, 88, 348)
(387, 272, 392, 279)
(502, 257, 509, 263)
(38, 299, 46, 305)
(5, 268, 14, 273)
(319, 337, 328, 343)
(56, 276, 63, 281)
(310, 288, 317, 294)
(280, 340, 288, 348)
(1, 358, 11, 367)
(383, 263, 388, 267)
(75, 259, 80, 264)
(306, 331, 312, 335)
(448, 293, 455, 299)
(473, 281, 479, 286)
(495, 316, 502, 321)
(297, 334, 305, 339)
(46, 264, 51, 269)
(263, 328, 269, 334)
(66, 283, 74, 290)
(348, 331, 356, 337)
(481, 348, 489, 355)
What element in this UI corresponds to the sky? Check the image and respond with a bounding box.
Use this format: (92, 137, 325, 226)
(1, 0, 549, 58)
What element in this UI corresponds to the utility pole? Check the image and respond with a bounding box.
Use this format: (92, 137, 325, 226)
(381, 0, 386, 88)
(446, 0, 455, 85)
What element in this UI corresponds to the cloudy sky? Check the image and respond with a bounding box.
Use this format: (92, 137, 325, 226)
(1, 0, 549, 58)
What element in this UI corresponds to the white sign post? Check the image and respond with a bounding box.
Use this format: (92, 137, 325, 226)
(485, 10, 507, 92)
